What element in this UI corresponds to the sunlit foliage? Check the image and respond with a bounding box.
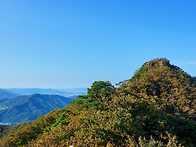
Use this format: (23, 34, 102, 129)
(1, 58, 196, 147)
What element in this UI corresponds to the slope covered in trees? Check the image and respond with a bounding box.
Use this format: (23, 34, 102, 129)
(1, 58, 196, 147)
(0, 94, 73, 123)
(0, 121, 33, 139)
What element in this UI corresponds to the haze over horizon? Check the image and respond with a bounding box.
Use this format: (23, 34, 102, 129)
(0, 0, 196, 89)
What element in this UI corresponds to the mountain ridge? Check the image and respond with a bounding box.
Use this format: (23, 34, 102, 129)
(0, 89, 19, 99)
(5, 88, 87, 96)
(1, 58, 196, 147)
(0, 94, 73, 123)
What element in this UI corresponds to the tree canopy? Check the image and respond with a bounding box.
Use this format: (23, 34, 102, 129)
(1, 58, 196, 147)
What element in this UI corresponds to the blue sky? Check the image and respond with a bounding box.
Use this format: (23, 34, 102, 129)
(0, 0, 196, 89)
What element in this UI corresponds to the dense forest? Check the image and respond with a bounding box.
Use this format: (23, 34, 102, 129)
(1, 58, 196, 147)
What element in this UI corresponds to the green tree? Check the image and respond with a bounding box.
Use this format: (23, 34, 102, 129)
(77, 81, 115, 110)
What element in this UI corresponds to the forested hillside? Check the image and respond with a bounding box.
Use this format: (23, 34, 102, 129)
(1, 58, 196, 147)
(0, 121, 33, 139)
(0, 94, 73, 123)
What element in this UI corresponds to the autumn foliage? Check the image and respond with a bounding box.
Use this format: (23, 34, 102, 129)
(1, 58, 196, 147)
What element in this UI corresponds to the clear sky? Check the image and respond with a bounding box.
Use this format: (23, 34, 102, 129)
(0, 0, 196, 89)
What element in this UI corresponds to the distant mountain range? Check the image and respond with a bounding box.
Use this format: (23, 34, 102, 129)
(0, 94, 73, 123)
(5, 88, 87, 96)
(0, 89, 19, 99)
(0, 88, 86, 123)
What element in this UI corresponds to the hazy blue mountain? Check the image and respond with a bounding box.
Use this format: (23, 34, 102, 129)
(0, 98, 9, 104)
(0, 94, 73, 123)
(0, 89, 19, 99)
(58, 88, 87, 92)
(6, 88, 87, 96)
(5, 88, 67, 95)
(57, 88, 87, 95)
